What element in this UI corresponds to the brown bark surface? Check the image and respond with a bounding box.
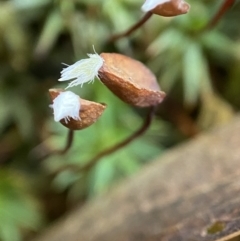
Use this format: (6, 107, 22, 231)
(34, 115, 240, 241)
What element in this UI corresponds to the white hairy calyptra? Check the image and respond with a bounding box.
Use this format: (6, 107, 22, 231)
(59, 47, 104, 89)
(141, 0, 170, 12)
(50, 91, 81, 123)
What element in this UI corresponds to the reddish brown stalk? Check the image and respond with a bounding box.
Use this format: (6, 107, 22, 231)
(205, 0, 235, 30)
(57, 129, 74, 155)
(30, 129, 74, 161)
(108, 12, 153, 43)
(53, 106, 156, 174)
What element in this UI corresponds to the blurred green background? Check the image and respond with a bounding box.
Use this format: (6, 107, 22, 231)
(0, 0, 240, 240)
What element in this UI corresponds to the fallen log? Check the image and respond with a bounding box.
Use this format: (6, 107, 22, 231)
(34, 115, 240, 241)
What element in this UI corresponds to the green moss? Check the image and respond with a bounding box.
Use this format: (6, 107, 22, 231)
(207, 221, 225, 234)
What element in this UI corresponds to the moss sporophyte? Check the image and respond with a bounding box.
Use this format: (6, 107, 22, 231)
(49, 43, 166, 133)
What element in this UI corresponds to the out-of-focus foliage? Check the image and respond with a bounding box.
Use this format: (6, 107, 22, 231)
(0, 0, 240, 240)
(0, 170, 42, 241)
(147, 1, 237, 106)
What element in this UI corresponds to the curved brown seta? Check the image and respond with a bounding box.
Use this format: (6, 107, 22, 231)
(206, 0, 235, 29)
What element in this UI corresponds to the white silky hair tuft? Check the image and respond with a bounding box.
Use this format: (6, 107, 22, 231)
(141, 0, 171, 12)
(58, 46, 104, 89)
(49, 91, 81, 123)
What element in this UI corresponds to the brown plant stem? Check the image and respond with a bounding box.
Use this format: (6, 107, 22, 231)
(57, 129, 74, 155)
(31, 129, 75, 161)
(205, 0, 235, 30)
(108, 12, 153, 43)
(54, 106, 157, 174)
